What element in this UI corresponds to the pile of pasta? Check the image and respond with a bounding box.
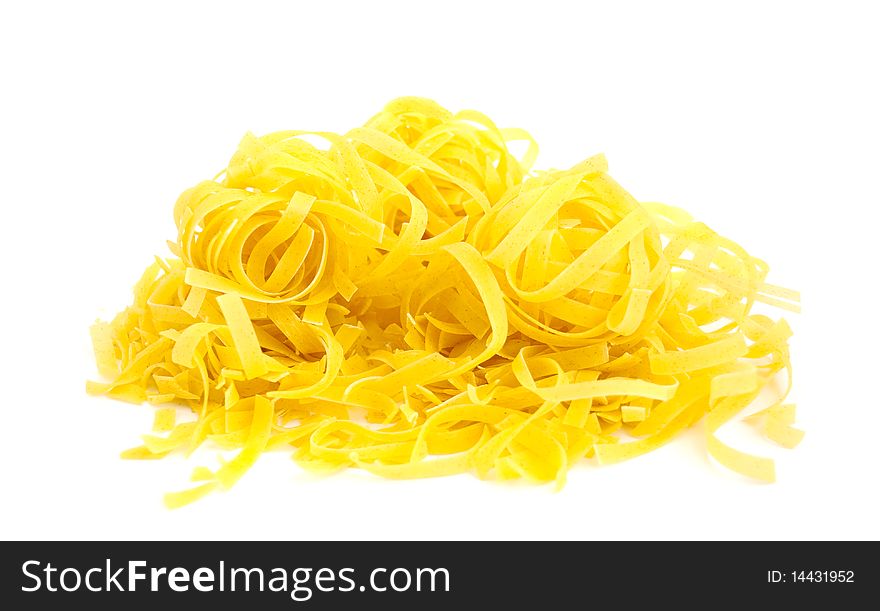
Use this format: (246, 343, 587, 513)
(88, 97, 800, 507)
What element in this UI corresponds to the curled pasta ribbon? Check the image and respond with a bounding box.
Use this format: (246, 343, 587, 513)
(88, 97, 799, 507)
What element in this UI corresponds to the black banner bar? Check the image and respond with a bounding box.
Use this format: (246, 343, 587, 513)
(1, 542, 875, 609)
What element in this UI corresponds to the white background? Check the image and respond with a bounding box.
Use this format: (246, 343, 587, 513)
(1, 0, 877, 541)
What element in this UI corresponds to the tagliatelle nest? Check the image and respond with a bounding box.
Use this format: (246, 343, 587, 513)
(88, 97, 800, 507)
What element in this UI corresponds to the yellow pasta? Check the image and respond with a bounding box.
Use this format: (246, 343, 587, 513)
(88, 97, 799, 507)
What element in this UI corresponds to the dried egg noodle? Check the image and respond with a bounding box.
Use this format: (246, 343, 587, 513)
(88, 97, 800, 507)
